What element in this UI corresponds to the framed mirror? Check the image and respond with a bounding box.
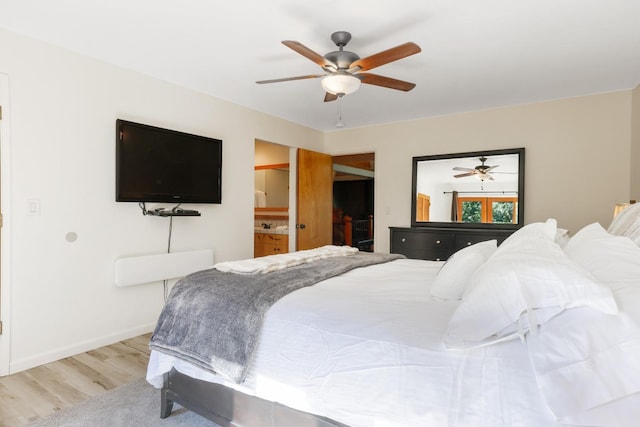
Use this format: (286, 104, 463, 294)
(255, 163, 289, 209)
(411, 148, 525, 228)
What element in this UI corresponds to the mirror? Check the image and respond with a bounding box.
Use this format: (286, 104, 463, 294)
(255, 164, 289, 208)
(411, 148, 525, 228)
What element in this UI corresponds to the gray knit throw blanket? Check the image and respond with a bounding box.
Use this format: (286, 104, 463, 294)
(149, 252, 404, 383)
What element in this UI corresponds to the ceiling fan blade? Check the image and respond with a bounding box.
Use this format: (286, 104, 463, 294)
(453, 166, 474, 172)
(484, 165, 499, 172)
(282, 40, 336, 70)
(256, 74, 325, 84)
(324, 92, 338, 102)
(454, 172, 476, 178)
(358, 73, 416, 91)
(349, 42, 421, 72)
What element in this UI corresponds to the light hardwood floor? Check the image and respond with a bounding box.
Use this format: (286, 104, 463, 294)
(0, 333, 151, 427)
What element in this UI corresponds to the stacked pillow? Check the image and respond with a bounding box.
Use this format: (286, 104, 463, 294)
(571, 222, 640, 284)
(437, 219, 640, 423)
(443, 219, 618, 348)
(564, 222, 640, 319)
(429, 239, 497, 300)
(526, 223, 640, 424)
(608, 202, 640, 245)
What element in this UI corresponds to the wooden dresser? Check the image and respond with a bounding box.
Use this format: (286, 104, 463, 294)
(390, 226, 514, 261)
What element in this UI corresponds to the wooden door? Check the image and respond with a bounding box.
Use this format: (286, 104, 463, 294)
(416, 193, 430, 222)
(296, 149, 333, 250)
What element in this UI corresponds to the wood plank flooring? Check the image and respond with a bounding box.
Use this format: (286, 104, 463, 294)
(0, 333, 151, 427)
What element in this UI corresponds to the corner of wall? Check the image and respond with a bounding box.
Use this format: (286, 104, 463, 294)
(630, 84, 640, 200)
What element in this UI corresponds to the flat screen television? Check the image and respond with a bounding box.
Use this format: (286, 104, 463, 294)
(116, 119, 222, 204)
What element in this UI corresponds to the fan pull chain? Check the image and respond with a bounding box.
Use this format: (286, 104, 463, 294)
(336, 95, 345, 128)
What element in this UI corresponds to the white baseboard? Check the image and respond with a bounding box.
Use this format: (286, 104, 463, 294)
(8, 323, 156, 375)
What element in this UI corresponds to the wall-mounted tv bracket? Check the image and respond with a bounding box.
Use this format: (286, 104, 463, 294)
(138, 202, 201, 217)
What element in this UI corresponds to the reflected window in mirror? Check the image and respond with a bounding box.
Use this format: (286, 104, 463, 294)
(411, 148, 525, 228)
(457, 196, 518, 224)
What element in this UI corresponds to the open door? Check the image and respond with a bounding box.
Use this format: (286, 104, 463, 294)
(296, 149, 333, 250)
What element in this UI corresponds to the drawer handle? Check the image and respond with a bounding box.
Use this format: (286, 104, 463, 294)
(401, 238, 406, 242)
(435, 258, 441, 261)
(467, 242, 472, 246)
(435, 240, 441, 244)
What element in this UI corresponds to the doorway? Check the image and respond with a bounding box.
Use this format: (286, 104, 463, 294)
(332, 153, 375, 251)
(254, 140, 291, 256)
(253, 142, 375, 254)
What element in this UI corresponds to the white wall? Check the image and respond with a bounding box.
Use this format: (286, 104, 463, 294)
(0, 73, 12, 376)
(324, 91, 633, 253)
(0, 29, 323, 373)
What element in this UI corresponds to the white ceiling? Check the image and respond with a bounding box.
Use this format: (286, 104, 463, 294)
(1, 0, 639, 131)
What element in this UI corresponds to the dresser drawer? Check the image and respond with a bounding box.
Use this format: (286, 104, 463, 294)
(453, 230, 512, 252)
(390, 226, 515, 261)
(390, 229, 455, 261)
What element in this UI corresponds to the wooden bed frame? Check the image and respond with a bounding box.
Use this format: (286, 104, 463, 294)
(160, 368, 350, 427)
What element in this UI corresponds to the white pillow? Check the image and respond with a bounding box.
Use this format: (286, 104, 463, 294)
(554, 227, 570, 249)
(566, 226, 640, 347)
(608, 202, 640, 236)
(445, 220, 618, 348)
(529, 222, 640, 424)
(430, 240, 497, 300)
(498, 218, 557, 250)
(527, 305, 640, 423)
(617, 215, 640, 246)
(565, 222, 640, 292)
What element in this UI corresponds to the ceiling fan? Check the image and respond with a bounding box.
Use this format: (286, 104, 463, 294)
(453, 157, 500, 181)
(256, 31, 421, 102)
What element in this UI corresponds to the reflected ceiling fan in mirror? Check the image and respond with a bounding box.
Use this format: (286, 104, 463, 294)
(453, 156, 516, 181)
(256, 31, 421, 102)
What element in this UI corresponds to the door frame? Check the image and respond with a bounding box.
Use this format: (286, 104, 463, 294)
(0, 73, 12, 376)
(331, 151, 376, 249)
(288, 146, 297, 250)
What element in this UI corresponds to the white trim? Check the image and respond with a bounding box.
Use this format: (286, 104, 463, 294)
(0, 73, 12, 376)
(115, 249, 214, 287)
(9, 323, 156, 374)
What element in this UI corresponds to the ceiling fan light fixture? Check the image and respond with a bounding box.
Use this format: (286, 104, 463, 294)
(321, 73, 361, 96)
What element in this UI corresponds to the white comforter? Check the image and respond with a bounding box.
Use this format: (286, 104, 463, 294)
(148, 259, 564, 427)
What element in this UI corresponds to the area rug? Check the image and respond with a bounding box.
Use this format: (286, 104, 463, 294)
(28, 378, 221, 426)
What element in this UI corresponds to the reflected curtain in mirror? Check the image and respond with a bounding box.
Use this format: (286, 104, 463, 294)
(451, 191, 459, 222)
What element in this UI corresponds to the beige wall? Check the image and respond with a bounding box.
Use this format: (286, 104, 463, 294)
(324, 92, 633, 252)
(254, 139, 290, 166)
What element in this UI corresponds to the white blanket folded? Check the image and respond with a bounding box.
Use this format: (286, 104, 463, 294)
(214, 245, 359, 274)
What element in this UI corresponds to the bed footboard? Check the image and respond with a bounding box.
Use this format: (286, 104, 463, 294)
(161, 368, 349, 427)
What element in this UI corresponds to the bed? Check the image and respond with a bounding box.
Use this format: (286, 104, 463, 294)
(146, 216, 640, 427)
